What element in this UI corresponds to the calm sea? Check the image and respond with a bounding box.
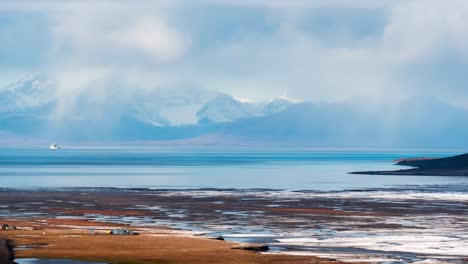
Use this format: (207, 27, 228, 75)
(1, 147, 468, 190)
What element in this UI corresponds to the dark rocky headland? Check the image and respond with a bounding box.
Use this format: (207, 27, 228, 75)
(351, 153, 468, 176)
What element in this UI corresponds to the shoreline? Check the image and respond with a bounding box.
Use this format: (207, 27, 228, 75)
(0, 218, 342, 264)
(1, 187, 467, 263)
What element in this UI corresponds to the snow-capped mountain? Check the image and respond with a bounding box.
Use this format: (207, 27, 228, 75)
(2, 73, 468, 147)
(0, 73, 304, 142)
(263, 97, 295, 115)
(0, 72, 56, 115)
(196, 94, 297, 124)
(130, 87, 221, 126)
(0, 73, 298, 132)
(196, 94, 262, 124)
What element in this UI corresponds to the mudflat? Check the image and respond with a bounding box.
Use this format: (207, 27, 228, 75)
(0, 218, 342, 264)
(1, 187, 466, 263)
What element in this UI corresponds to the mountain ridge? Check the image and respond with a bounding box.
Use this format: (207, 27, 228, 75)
(2, 74, 468, 147)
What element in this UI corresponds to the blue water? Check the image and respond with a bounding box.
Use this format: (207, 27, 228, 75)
(1, 147, 468, 190)
(16, 259, 106, 264)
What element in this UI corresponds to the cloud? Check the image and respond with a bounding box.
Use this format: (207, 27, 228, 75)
(203, 0, 397, 9)
(2, 0, 468, 109)
(34, 1, 192, 115)
(110, 18, 188, 61)
(48, 5, 188, 64)
(379, 0, 468, 63)
(186, 26, 403, 103)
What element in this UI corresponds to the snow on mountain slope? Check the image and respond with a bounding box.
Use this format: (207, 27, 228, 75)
(196, 94, 297, 124)
(263, 97, 295, 115)
(130, 87, 221, 126)
(0, 73, 300, 142)
(3, 73, 468, 147)
(0, 72, 56, 114)
(196, 94, 260, 124)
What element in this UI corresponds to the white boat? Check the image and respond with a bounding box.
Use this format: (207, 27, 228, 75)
(49, 143, 60, 150)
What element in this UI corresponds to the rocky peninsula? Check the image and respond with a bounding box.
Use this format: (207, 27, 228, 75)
(351, 153, 468, 176)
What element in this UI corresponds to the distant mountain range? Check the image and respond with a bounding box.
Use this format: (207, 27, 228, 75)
(1, 73, 468, 147)
(197, 94, 295, 124)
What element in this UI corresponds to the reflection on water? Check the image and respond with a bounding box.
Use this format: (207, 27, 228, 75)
(1, 147, 468, 191)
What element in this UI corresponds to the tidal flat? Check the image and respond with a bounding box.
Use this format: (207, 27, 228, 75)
(0, 186, 467, 264)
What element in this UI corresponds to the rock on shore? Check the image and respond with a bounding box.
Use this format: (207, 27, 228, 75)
(231, 244, 269, 252)
(0, 238, 16, 264)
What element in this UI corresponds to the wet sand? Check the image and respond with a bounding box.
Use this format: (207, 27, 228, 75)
(0, 218, 341, 264)
(0, 187, 467, 263)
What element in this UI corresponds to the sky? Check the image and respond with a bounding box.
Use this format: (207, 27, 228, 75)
(1, 0, 468, 105)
